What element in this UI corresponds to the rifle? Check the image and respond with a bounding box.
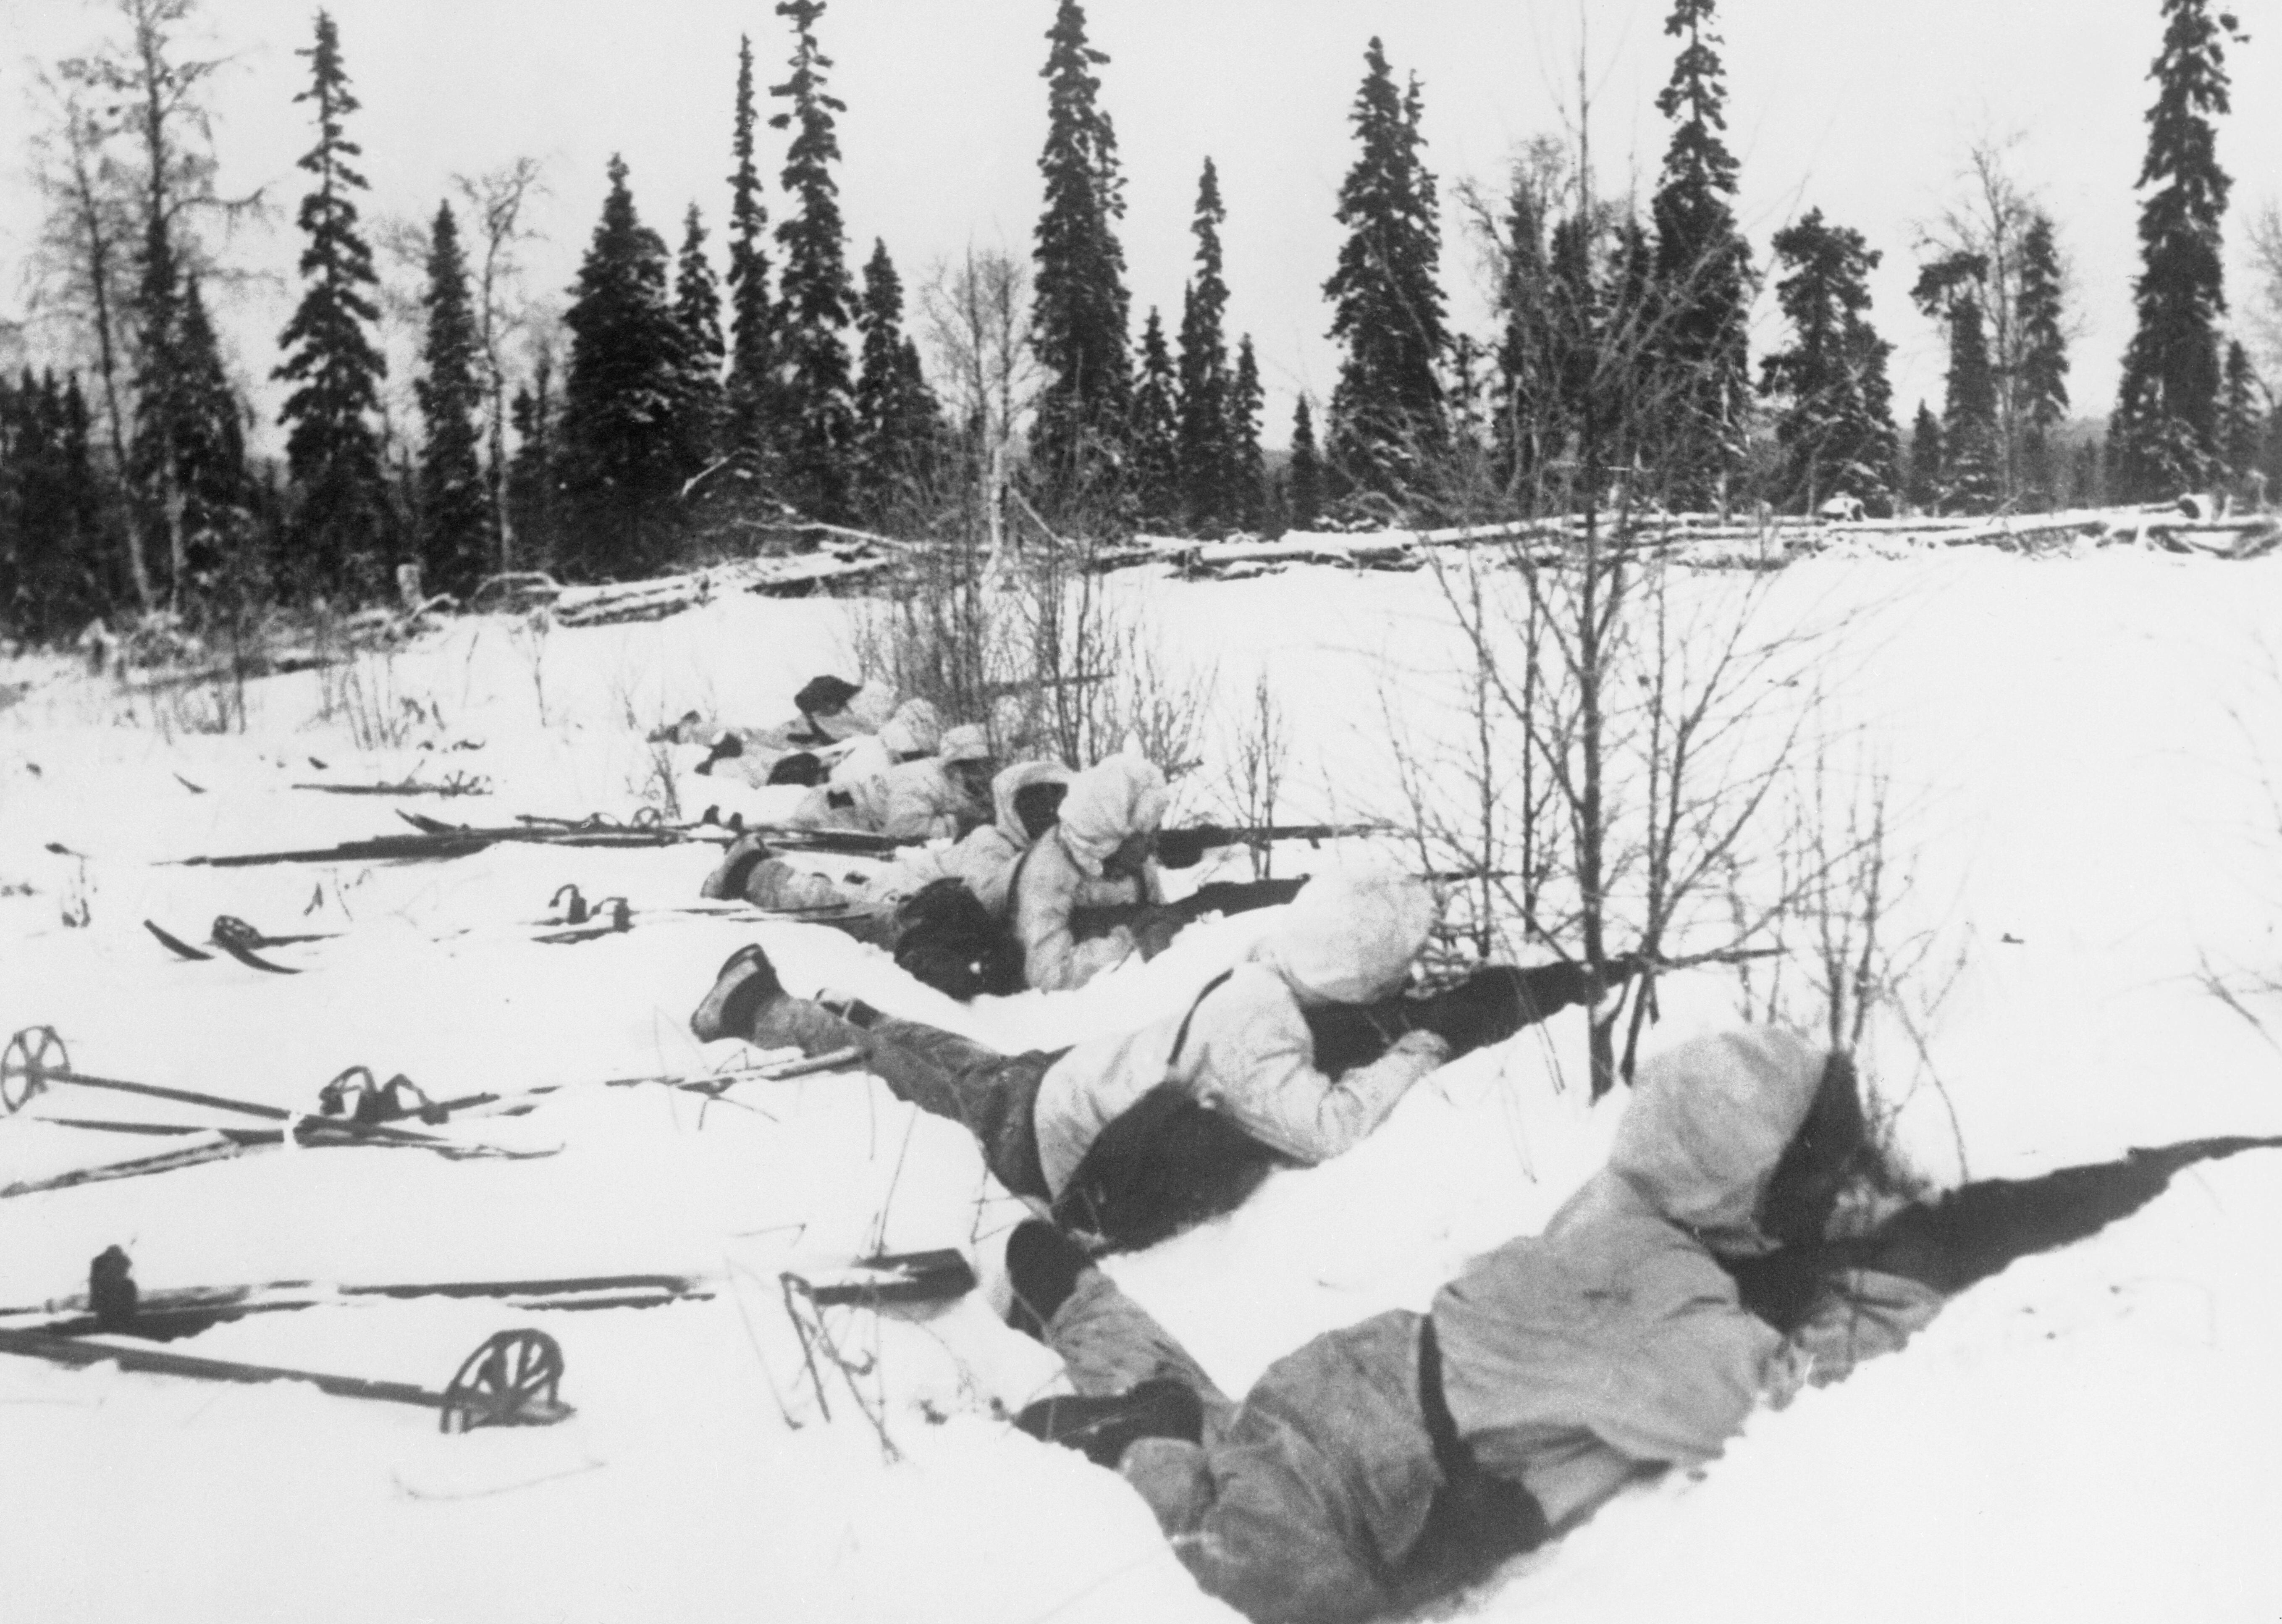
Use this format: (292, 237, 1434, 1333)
(1067, 878, 1310, 956)
(1630, 945, 1786, 973)
(976, 671, 1107, 699)
(1156, 822, 1393, 870)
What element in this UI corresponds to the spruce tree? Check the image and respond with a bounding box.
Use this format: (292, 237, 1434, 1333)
(1648, 0, 1751, 507)
(560, 156, 690, 578)
(274, 10, 388, 598)
(1128, 307, 1180, 527)
(2112, 0, 2244, 498)
(1176, 157, 1232, 528)
(674, 203, 727, 481)
(128, 197, 187, 601)
(2, 371, 110, 638)
(2081, 436, 2109, 504)
(2072, 435, 2106, 507)
(1545, 213, 1602, 457)
(1032, 0, 1133, 505)
(2016, 213, 2071, 506)
(852, 238, 939, 518)
(1228, 336, 1266, 532)
(1, 375, 36, 632)
(506, 347, 558, 567)
(1759, 209, 1897, 513)
(1325, 40, 1447, 499)
(2219, 341, 2265, 480)
(724, 35, 779, 466)
(895, 338, 941, 461)
(172, 275, 248, 593)
(1906, 401, 1946, 513)
(1492, 162, 1558, 496)
(414, 201, 490, 599)
(769, 0, 857, 522)
(1915, 253, 2000, 512)
(1288, 396, 1324, 531)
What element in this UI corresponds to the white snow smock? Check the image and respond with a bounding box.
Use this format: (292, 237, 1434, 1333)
(1430, 1027, 1941, 1527)
(868, 759, 1070, 915)
(790, 726, 991, 842)
(1032, 872, 1450, 1198)
(1012, 756, 1171, 991)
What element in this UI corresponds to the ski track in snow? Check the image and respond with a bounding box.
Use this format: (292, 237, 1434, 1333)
(2, 546, 2280, 1622)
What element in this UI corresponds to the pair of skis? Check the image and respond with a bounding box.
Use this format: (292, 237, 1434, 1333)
(0, 1248, 569, 1433)
(144, 915, 326, 973)
(0, 1243, 976, 1430)
(0, 1026, 556, 1198)
(0, 1024, 870, 1199)
(145, 887, 854, 971)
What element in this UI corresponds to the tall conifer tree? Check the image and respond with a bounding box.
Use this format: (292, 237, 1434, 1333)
(769, 0, 856, 522)
(1128, 308, 1180, 526)
(674, 204, 727, 481)
(2016, 214, 2071, 506)
(3, 371, 113, 637)
(852, 239, 938, 517)
(724, 35, 779, 465)
(506, 347, 558, 567)
(1906, 402, 1946, 512)
(560, 156, 689, 578)
(128, 193, 189, 600)
(414, 201, 489, 598)
(170, 275, 247, 592)
(1325, 39, 1446, 499)
(1288, 396, 1324, 532)
(1914, 252, 2000, 512)
(1228, 336, 1265, 531)
(1032, 0, 1133, 504)
(1492, 160, 1558, 495)
(1648, 0, 1751, 506)
(1176, 158, 1231, 528)
(2113, 0, 2244, 497)
(274, 10, 388, 597)
(2219, 341, 2265, 479)
(1759, 209, 1897, 513)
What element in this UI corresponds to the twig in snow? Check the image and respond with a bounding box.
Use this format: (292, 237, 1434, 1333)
(389, 1460, 606, 1501)
(723, 1255, 800, 1431)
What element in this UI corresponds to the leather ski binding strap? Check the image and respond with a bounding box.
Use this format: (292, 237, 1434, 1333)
(320, 1066, 447, 1126)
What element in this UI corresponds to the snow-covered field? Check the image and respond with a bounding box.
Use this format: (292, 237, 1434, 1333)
(3, 543, 2281, 1623)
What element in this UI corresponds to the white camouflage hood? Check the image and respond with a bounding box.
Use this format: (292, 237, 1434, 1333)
(1261, 871, 1439, 1005)
(991, 760, 1073, 847)
(1055, 756, 1170, 876)
(1608, 1026, 1831, 1256)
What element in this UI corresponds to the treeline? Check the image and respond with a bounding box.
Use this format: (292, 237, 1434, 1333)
(3, 0, 2277, 643)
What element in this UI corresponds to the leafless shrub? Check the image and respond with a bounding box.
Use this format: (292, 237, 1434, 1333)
(852, 508, 1210, 779)
(1215, 675, 1290, 878)
(1736, 723, 1972, 1178)
(511, 607, 553, 727)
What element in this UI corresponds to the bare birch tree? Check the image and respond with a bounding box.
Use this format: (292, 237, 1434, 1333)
(453, 159, 548, 568)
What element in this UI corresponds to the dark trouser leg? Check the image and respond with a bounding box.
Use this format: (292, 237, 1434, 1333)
(1044, 1267, 1238, 1440)
(858, 1017, 1057, 1202)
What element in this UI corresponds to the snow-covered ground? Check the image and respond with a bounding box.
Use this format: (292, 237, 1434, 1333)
(3, 543, 2280, 1623)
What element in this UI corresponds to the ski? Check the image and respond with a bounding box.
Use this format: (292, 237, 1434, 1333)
(1, 1264, 714, 1339)
(144, 919, 213, 961)
(210, 935, 302, 974)
(0, 1322, 571, 1433)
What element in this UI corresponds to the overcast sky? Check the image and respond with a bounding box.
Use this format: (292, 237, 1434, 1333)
(2, 0, 2277, 454)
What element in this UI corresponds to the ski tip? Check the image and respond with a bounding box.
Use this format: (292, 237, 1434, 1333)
(144, 920, 215, 961)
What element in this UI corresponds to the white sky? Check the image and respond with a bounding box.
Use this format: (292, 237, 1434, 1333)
(1, 0, 2277, 454)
